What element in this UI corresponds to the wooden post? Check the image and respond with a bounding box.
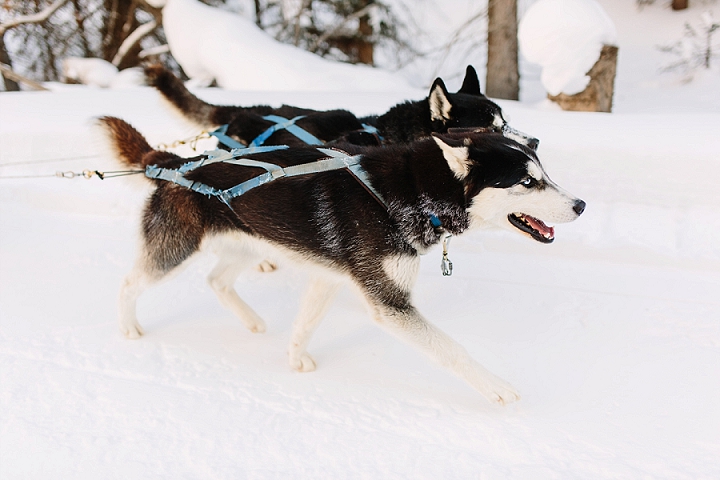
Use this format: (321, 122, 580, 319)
(486, 0, 519, 100)
(672, 0, 688, 11)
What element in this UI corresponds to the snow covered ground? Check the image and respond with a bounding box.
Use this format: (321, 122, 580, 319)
(2, 0, 720, 478)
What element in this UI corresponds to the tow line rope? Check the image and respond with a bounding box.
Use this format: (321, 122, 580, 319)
(0, 167, 143, 180)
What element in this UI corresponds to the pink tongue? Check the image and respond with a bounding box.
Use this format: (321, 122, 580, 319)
(525, 215, 554, 238)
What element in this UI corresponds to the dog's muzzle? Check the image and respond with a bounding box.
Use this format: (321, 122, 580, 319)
(502, 125, 539, 151)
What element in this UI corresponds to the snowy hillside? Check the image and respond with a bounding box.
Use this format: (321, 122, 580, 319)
(1, 0, 719, 478)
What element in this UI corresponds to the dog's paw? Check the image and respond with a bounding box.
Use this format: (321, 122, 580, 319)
(255, 260, 277, 273)
(120, 321, 144, 339)
(290, 353, 316, 372)
(247, 320, 266, 334)
(480, 377, 520, 406)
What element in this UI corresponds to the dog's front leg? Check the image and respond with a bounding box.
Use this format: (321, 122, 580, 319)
(372, 304, 520, 405)
(288, 276, 341, 372)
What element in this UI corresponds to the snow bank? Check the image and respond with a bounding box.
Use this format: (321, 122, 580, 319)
(519, 0, 617, 96)
(159, 0, 410, 91)
(62, 57, 119, 88)
(60, 58, 145, 89)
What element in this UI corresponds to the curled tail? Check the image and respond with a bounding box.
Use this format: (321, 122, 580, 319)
(97, 116, 154, 168)
(144, 64, 240, 127)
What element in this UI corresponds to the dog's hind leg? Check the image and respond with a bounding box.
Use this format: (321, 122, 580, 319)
(119, 188, 206, 338)
(207, 248, 267, 333)
(288, 276, 341, 372)
(119, 260, 152, 339)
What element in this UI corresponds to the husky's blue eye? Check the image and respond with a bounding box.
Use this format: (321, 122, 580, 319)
(520, 177, 536, 187)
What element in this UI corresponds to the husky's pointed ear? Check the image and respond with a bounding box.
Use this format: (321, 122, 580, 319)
(458, 65, 481, 95)
(432, 133, 471, 179)
(429, 78, 453, 123)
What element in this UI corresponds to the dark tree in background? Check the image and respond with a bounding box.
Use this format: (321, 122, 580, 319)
(101, 0, 161, 70)
(0, 0, 167, 90)
(672, 0, 688, 11)
(486, 0, 519, 100)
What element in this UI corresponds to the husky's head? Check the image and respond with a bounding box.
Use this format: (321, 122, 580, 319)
(428, 66, 540, 151)
(432, 132, 585, 243)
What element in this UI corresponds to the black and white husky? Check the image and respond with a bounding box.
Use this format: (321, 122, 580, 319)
(99, 116, 583, 405)
(145, 65, 539, 149)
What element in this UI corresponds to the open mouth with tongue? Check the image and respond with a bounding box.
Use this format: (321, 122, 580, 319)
(508, 213, 555, 243)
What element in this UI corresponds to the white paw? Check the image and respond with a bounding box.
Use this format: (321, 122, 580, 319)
(290, 353, 316, 372)
(255, 260, 277, 273)
(120, 321, 144, 339)
(480, 377, 520, 406)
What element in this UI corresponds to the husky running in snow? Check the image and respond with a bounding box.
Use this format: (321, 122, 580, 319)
(99, 116, 583, 405)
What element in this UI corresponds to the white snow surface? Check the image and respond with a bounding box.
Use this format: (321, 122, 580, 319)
(519, 0, 618, 96)
(2, 0, 720, 477)
(161, 0, 410, 91)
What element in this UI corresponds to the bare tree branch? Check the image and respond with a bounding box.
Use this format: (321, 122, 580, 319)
(0, 63, 50, 90)
(0, 0, 71, 35)
(139, 44, 169, 59)
(111, 20, 158, 66)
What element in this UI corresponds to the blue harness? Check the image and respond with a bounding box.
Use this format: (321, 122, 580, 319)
(145, 146, 386, 209)
(209, 115, 382, 150)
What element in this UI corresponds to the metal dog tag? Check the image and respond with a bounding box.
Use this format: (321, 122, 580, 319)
(441, 233, 453, 276)
(441, 254, 453, 276)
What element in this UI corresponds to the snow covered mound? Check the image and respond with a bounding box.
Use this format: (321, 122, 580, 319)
(60, 58, 145, 89)
(519, 0, 617, 96)
(62, 57, 119, 88)
(159, 0, 410, 91)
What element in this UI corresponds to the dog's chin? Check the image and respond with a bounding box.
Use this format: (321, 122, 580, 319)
(507, 213, 555, 244)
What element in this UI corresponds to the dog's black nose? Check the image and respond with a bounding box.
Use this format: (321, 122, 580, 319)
(527, 137, 540, 151)
(573, 199, 586, 216)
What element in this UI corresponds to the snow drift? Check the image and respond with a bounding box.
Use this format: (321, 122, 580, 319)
(157, 0, 410, 92)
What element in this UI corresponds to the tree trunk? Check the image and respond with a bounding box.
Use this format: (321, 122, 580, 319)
(486, 0, 519, 100)
(672, 0, 688, 11)
(0, 36, 20, 91)
(548, 44, 618, 112)
(357, 7, 374, 65)
(72, 0, 90, 57)
(254, 0, 263, 27)
(102, 0, 142, 69)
